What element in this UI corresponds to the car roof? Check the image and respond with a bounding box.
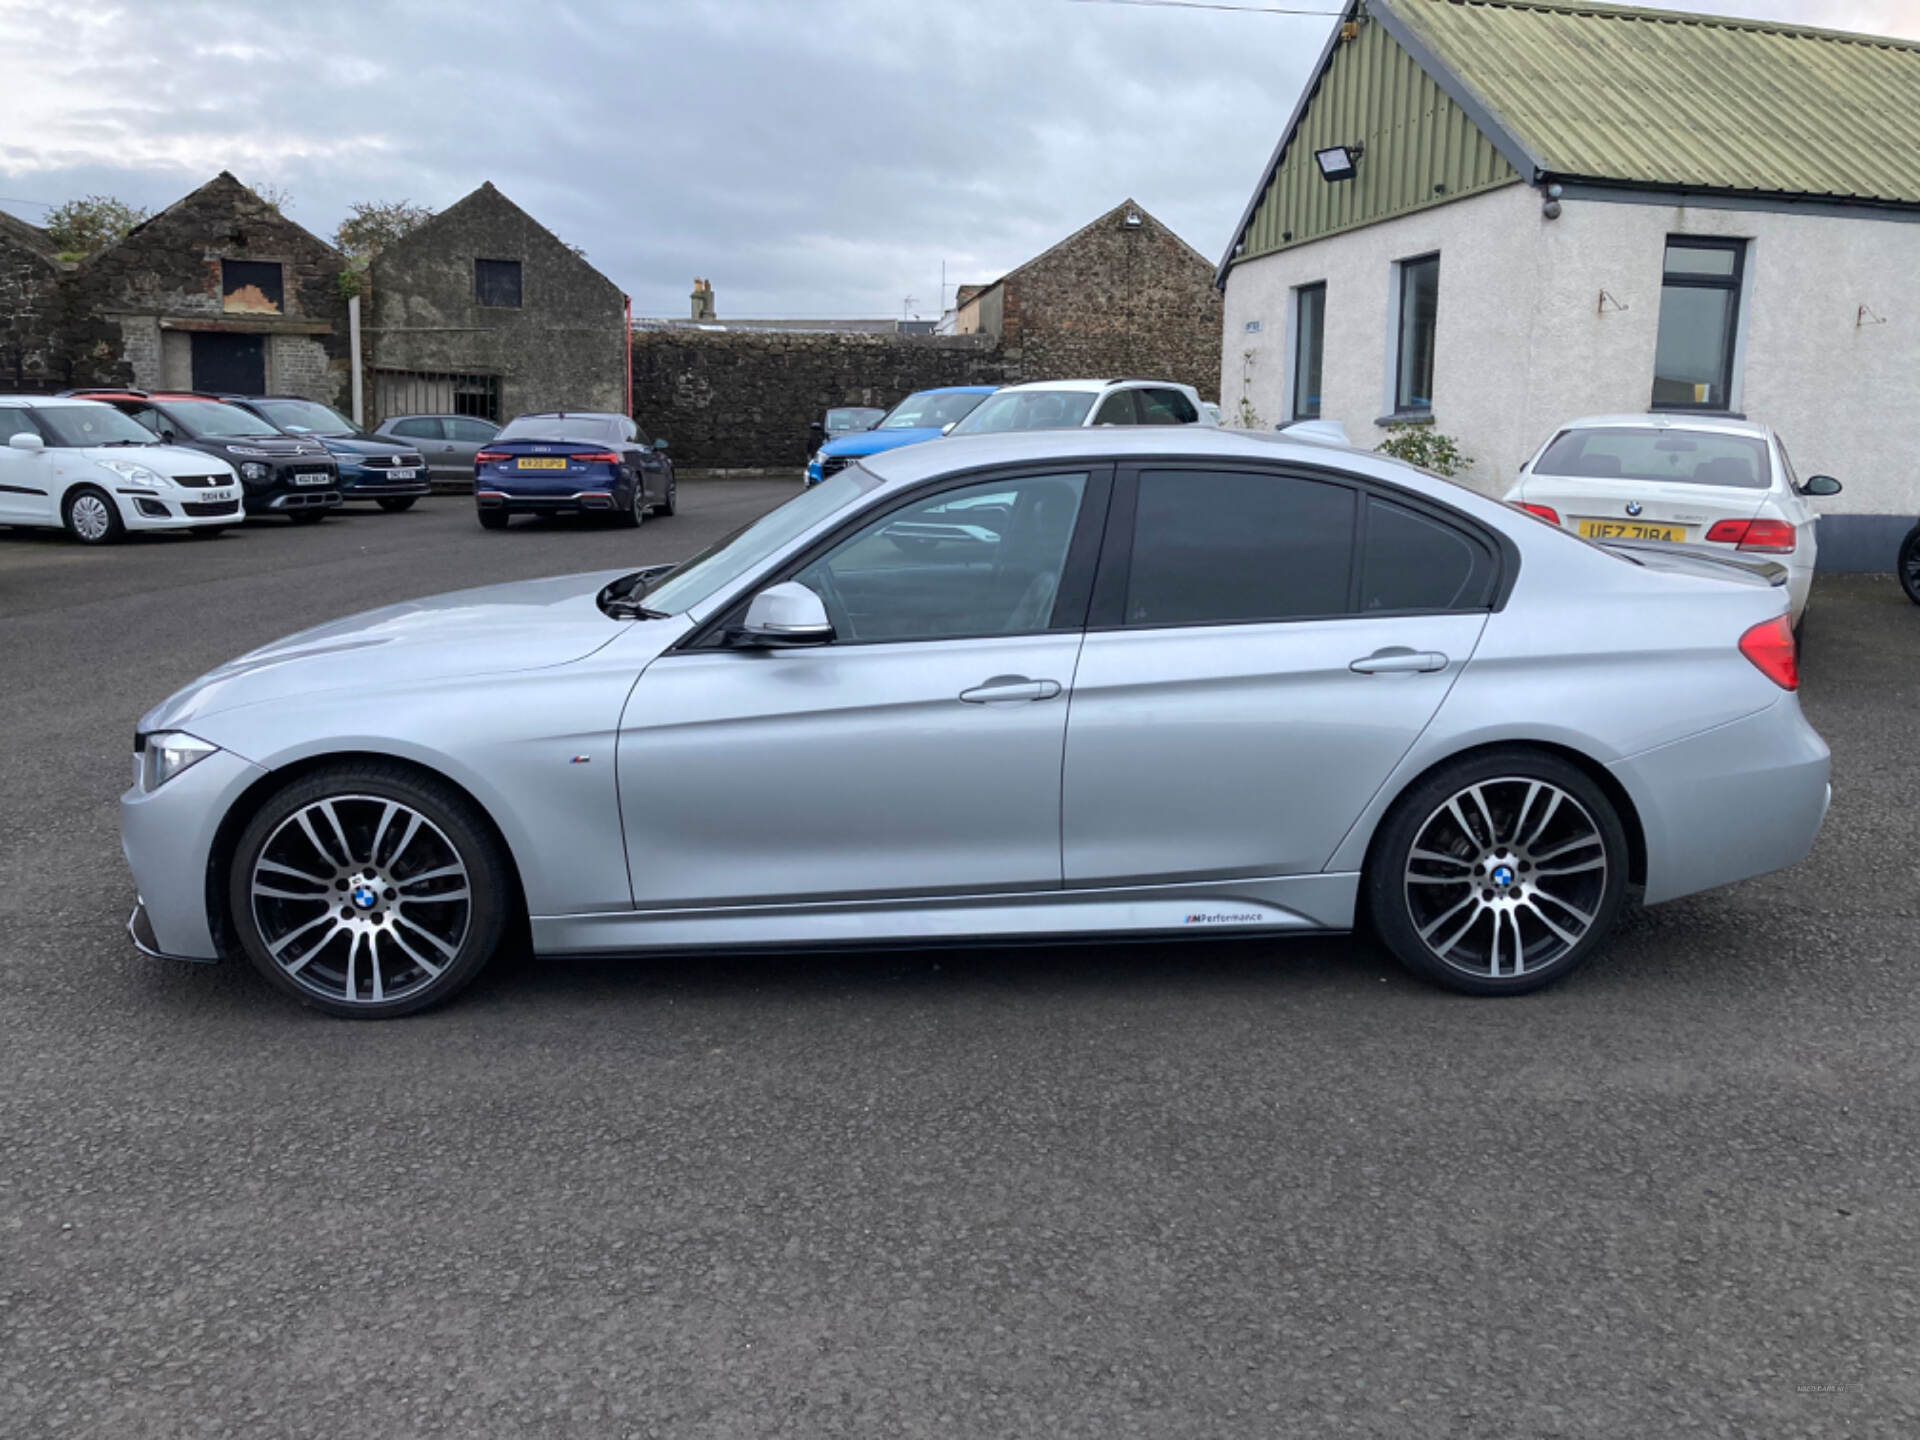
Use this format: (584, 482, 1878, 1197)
(0, 395, 112, 409)
(510, 411, 625, 421)
(902, 385, 999, 397)
(383, 413, 490, 421)
(1557, 413, 1774, 440)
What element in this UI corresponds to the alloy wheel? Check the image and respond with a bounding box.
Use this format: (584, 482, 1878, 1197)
(249, 794, 472, 1006)
(1402, 777, 1608, 979)
(70, 493, 113, 541)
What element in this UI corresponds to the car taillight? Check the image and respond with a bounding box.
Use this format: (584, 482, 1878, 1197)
(1706, 518, 1797, 553)
(1515, 503, 1560, 525)
(1738, 614, 1798, 690)
(570, 451, 621, 464)
(475, 449, 508, 463)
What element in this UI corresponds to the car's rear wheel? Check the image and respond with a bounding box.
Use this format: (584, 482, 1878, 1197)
(1367, 750, 1628, 996)
(653, 471, 676, 517)
(378, 497, 417, 513)
(478, 507, 509, 530)
(616, 480, 645, 529)
(228, 762, 512, 1018)
(63, 486, 123, 545)
(1899, 524, 1920, 606)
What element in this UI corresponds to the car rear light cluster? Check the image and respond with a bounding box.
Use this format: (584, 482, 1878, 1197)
(475, 450, 509, 463)
(1706, 518, 1797, 553)
(1514, 503, 1561, 525)
(1738, 615, 1798, 690)
(569, 451, 621, 464)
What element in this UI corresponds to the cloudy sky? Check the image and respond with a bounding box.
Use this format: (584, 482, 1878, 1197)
(2, 0, 1914, 319)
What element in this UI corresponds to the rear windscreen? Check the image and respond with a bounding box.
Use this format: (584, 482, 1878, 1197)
(1534, 427, 1771, 489)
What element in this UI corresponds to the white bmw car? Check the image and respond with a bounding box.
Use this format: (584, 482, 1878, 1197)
(0, 396, 244, 543)
(1504, 415, 1840, 626)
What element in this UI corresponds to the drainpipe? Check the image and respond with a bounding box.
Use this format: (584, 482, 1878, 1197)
(348, 294, 364, 425)
(624, 294, 633, 418)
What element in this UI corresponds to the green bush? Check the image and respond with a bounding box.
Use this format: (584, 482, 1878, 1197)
(1375, 423, 1473, 478)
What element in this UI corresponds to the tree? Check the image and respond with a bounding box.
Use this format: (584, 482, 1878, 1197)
(43, 195, 149, 258)
(249, 180, 294, 214)
(333, 200, 435, 259)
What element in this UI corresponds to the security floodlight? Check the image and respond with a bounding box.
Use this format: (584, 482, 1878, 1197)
(1314, 144, 1360, 182)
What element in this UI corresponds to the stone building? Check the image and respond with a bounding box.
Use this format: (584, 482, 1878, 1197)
(952, 199, 1223, 399)
(366, 183, 627, 423)
(60, 172, 349, 400)
(0, 210, 62, 392)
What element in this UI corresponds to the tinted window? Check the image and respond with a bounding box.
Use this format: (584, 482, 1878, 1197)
(475, 258, 522, 308)
(447, 417, 499, 442)
(1093, 391, 1140, 426)
(1534, 426, 1770, 489)
(795, 473, 1087, 643)
(1359, 498, 1488, 612)
(498, 416, 621, 443)
(1127, 470, 1355, 627)
(1137, 389, 1199, 425)
(390, 418, 443, 439)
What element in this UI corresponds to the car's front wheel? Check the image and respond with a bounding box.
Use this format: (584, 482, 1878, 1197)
(228, 762, 513, 1018)
(1367, 750, 1628, 996)
(1899, 523, 1920, 606)
(63, 486, 124, 545)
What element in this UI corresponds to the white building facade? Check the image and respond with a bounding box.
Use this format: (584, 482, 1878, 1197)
(1218, 0, 1920, 570)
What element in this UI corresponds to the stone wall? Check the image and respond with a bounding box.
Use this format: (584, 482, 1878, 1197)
(367, 182, 626, 422)
(999, 201, 1223, 400)
(56, 172, 350, 401)
(630, 329, 1007, 468)
(0, 224, 63, 392)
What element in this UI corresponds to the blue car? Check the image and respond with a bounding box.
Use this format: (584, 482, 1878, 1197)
(472, 411, 673, 530)
(226, 395, 433, 511)
(805, 385, 996, 486)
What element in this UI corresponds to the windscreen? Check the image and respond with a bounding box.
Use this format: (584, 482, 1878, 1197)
(1533, 427, 1771, 489)
(500, 416, 622, 443)
(168, 401, 282, 438)
(34, 405, 160, 448)
(254, 398, 361, 437)
(950, 390, 1096, 434)
(876, 392, 987, 431)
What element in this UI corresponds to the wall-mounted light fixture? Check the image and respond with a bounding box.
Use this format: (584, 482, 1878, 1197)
(1314, 143, 1363, 182)
(1123, 208, 1143, 228)
(1542, 182, 1564, 220)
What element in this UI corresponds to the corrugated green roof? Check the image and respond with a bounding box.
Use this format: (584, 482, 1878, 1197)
(1385, 0, 1920, 205)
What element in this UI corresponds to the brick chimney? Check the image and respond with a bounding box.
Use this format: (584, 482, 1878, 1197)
(690, 278, 715, 321)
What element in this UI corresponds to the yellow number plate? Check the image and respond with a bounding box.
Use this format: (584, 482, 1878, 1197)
(1577, 519, 1688, 543)
(517, 457, 568, 470)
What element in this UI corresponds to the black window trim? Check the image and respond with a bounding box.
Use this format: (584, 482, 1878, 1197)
(675, 461, 1118, 652)
(1291, 280, 1326, 422)
(1392, 252, 1440, 419)
(1651, 236, 1747, 414)
(1086, 458, 1513, 633)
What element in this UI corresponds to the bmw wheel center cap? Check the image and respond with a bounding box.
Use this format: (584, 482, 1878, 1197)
(1492, 865, 1516, 889)
(352, 884, 379, 911)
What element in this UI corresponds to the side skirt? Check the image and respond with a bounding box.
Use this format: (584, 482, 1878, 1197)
(531, 872, 1360, 956)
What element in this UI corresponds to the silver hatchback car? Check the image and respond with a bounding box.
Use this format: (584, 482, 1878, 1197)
(122, 428, 1831, 1017)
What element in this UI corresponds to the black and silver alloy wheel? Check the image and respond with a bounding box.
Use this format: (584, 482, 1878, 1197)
(1899, 523, 1920, 606)
(230, 763, 509, 1017)
(654, 472, 676, 517)
(1369, 751, 1627, 995)
(617, 478, 646, 529)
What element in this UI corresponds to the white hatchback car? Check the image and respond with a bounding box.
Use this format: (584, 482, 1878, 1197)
(949, 378, 1219, 435)
(1505, 415, 1840, 626)
(0, 397, 244, 543)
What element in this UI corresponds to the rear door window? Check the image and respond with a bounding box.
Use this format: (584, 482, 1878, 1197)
(390, 418, 444, 440)
(1093, 391, 1141, 426)
(1124, 469, 1356, 627)
(1358, 497, 1495, 612)
(1137, 388, 1199, 425)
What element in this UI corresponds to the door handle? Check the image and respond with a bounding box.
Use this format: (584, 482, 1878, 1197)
(959, 675, 1062, 703)
(1349, 647, 1449, 675)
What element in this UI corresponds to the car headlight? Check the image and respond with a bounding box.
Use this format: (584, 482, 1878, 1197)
(139, 731, 219, 791)
(98, 458, 165, 488)
(240, 462, 269, 481)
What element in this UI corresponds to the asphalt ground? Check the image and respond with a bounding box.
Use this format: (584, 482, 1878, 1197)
(2, 486, 1918, 1439)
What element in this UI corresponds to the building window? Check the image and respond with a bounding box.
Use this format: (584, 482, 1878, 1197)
(1291, 282, 1325, 420)
(474, 259, 522, 308)
(1651, 238, 1746, 411)
(221, 259, 284, 316)
(1393, 255, 1439, 415)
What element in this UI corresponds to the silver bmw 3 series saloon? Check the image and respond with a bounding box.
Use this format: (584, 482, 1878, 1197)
(122, 428, 1831, 1017)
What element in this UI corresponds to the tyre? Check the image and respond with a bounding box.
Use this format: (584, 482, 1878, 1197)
(615, 479, 645, 529)
(1899, 524, 1920, 606)
(653, 471, 676, 517)
(63, 486, 124, 545)
(477, 507, 509, 530)
(288, 509, 326, 526)
(227, 761, 513, 1018)
(1366, 748, 1629, 996)
(378, 497, 417, 513)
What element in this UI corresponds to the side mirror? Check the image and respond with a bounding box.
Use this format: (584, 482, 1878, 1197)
(7, 431, 44, 453)
(1800, 475, 1842, 497)
(654, 437, 670, 452)
(734, 581, 833, 647)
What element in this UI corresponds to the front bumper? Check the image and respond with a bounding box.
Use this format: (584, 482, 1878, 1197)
(120, 491, 245, 530)
(1612, 695, 1831, 905)
(339, 467, 432, 499)
(121, 747, 268, 961)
